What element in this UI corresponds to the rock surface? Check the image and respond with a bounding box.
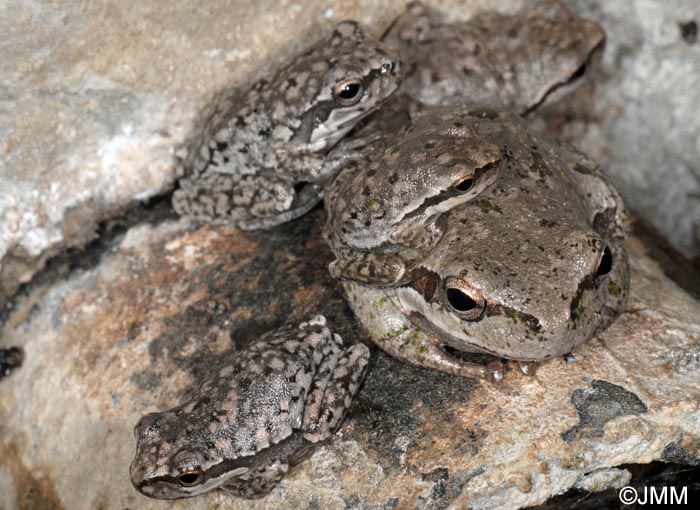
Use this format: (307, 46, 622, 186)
(2, 0, 700, 310)
(1, 209, 699, 510)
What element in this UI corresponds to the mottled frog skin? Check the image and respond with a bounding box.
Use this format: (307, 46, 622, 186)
(172, 21, 401, 230)
(341, 108, 629, 381)
(130, 316, 370, 499)
(384, 0, 605, 114)
(324, 107, 502, 286)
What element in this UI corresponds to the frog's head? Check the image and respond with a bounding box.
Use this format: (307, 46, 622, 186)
(130, 410, 251, 499)
(521, 0, 606, 113)
(398, 223, 629, 362)
(282, 20, 401, 148)
(385, 111, 503, 233)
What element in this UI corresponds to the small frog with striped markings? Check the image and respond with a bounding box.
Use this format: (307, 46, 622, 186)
(130, 316, 369, 499)
(173, 21, 401, 230)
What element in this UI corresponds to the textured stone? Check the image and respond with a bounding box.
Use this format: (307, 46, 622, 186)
(0, 209, 698, 510)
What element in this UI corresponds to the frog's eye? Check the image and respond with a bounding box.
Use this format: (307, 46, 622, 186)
(596, 244, 613, 277)
(443, 278, 486, 321)
(177, 469, 204, 487)
(452, 175, 475, 193)
(333, 80, 364, 106)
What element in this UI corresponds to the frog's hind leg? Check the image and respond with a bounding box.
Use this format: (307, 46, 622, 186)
(302, 341, 371, 443)
(329, 250, 407, 287)
(221, 460, 289, 499)
(238, 182, 322, 230)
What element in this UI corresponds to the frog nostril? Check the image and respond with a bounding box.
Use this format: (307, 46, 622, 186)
(596, 244, 613, 277)
(446, 287, 477, 312)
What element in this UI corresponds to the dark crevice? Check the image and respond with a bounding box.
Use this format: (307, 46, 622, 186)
(0, 191, 178, 330)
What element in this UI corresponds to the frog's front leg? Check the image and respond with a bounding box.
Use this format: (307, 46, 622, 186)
(277, 133, 385, 182)
(221, 460, 289, 499)
(329, 249, 408, 287)
(302, 342, 371, 443)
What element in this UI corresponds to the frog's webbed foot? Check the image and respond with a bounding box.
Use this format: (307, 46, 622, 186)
(237, 183, 323, 230)
(302, 342, 371, 443)
(328, 251, 408, 287)
(221, 460, 289, 499)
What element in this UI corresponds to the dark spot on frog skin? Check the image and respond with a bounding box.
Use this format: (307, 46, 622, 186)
(540, 219, 557, 228)
(388, 173, 399, 184)
(476, 199, 502, 214)
(235, 115, 247, 127)
(530, 148, 549, 178)
(608, 279, 622, 297)
(216, 141, 228, 151)
(562, 380, 647, 442)
(366, 169, 376, 177)
(462, 66, 473, 76)
(258, 127, 272, 139)
(679, 20, 698, 44)
(286, 77, 298, 89)
(486, 304, 541, 332)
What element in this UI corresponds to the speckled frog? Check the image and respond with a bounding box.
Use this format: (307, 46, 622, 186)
(130, 316, 369, 499)
(324, 107, 502, 286)
(340, 107, 629, 381)
(384, 0, 605, 114)
(172, 21, 401, 230)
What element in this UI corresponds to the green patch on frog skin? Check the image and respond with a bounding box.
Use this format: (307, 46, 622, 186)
(608, 280, 622, 297)
(400, 330, 427, 351)
(573, 163, 598, 175)
(371, 295, 388, 310)
(384, 326, 408, 340)
(501, 145, 514, 162)
(476, 199, 503, 214)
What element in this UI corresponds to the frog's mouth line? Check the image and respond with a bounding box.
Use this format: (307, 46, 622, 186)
(403, 308, 500, 359)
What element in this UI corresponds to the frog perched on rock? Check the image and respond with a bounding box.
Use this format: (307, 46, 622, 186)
(130, 316, 370, 499)
(324, 107, 502, 287)
(172, 21, 401, 230)
(384, 0, 605, 114)
(340, 107, 629, 380)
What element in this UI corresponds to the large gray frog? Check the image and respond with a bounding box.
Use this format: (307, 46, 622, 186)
(172, 21, 401, 230)
(383, 0, 605, 114)
(130, 316, 370, 499)
(338, 108, 629, 381)
(324, 107, 502, 286)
